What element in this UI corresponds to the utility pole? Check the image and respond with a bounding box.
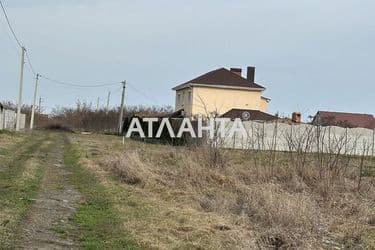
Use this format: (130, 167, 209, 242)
(118, 81, 126, 135)
(30, 73, 40, 130)
(96, 97, 100, 112)
(106, 91, 111, 114)
(38, 97, 42, 113)
(76, 98, 80, 111)
(16, 47, 26, 131)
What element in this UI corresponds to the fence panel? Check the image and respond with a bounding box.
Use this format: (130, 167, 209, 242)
(222, 121, 374, 156)
(0, 109, 25, 130)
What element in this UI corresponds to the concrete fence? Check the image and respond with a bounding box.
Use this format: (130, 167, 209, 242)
(221, 121, 375, 157)
(0, 109, 26, 130)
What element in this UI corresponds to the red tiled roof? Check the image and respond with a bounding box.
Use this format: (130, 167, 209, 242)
(313, 111, 375, 129)
(172, 68, 265, 90)
(221, 109, 278, 121)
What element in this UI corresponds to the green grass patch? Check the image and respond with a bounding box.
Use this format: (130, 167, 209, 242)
(0, 130, 15, 135)
(63, 135, 140, 249)
(0, 133, 49, 247)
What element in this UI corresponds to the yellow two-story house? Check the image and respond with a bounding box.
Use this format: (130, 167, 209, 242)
(172, 66, 270, 117)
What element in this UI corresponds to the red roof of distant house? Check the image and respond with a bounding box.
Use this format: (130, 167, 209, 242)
(172, 68, 265, 90)
(221, 109, 278, 121)
(313, 111, 375, 129)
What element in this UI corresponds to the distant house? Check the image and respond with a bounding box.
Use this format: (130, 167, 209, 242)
(172, 66, 270, 117)
(312, 111, 375, 129)
(221, 108, 278, 122)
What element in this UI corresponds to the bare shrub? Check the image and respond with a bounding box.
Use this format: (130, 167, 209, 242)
(51, 103, 173, 132)
(42, 123, 74, 132)
(99, 152, 145, 185)
(256, 229, 300, 250)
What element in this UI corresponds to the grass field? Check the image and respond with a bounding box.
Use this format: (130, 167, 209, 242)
(0, 130, 374, 249)
(69, 133, 375, 249)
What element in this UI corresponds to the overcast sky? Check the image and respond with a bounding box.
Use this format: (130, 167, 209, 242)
(1, 0, 374, 118)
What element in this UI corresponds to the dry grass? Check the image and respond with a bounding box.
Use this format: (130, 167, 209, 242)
(0, 132, 24, 171)
(71, 134, 375, 249)
(0, 131, 23, 149)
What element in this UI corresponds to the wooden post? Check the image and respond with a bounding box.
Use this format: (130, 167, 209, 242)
(118, 81, 126, 135)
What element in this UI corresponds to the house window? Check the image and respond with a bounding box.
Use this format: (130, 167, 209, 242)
(177, 93, 181, 105)
(188, 91, 191, 104)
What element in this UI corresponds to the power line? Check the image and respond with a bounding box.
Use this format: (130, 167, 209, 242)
(0, 0, 132, 113)
(111, 86, 123, 93)
(1, 0, 122, 89)
(127, 82, 162, 105)
(1, 0, 36, 78)
(25, 51, 121, 88)
(0, 0, 22, 48)
(0, 21, 21, 56)
(40, 75, 121, 88)
(25, 50, 37, 75)
(0, 1, 36, 77)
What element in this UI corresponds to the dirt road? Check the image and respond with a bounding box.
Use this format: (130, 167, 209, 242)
(0, 131, 138, 249)
(15, 134, 82, 249)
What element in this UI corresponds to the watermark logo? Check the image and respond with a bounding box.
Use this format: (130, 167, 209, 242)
(124, 117, 248, 139)
(242, 111, 251, 121)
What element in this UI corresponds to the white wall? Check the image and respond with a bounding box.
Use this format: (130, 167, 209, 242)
(0, 110, 26, 130)
(220, 121, 375, 157)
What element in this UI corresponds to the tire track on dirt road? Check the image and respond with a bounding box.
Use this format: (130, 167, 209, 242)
(0, 132, 49, 247)
(16, 133, 83, 249)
